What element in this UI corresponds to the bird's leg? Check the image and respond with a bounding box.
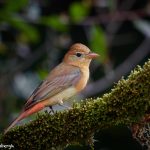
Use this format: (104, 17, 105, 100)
(49, 106, 54, 114)
(58, 100, 72, 109)
(45, 106, 54, 114)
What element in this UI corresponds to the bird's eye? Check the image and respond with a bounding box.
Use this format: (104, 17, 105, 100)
(76, 52, 82, 57)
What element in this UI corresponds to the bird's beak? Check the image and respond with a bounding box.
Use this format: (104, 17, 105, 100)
(87, 52, 99, 59)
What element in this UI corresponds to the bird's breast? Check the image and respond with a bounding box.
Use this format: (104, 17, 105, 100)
(75, 67, 89, 92)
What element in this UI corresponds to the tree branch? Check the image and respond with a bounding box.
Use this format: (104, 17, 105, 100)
(1, 59, 150, 149)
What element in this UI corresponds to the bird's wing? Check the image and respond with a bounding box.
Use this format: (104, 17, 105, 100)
(24, 64, 81, 110)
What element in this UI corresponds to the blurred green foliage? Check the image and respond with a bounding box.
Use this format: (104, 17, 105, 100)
(69, 2, 89, 23)
(90, 25, 108, 62)
(0, 0, 39, 43)
(3, 0, 27, 12)
(41, 15, 68, 32)
(37, 69, 49, 80)
(9, 17, 39, 42)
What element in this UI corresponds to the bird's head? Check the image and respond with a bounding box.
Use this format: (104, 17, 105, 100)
(63, 43, 99, 68)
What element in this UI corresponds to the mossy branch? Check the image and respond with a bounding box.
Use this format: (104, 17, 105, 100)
(1, 60, 150, 149)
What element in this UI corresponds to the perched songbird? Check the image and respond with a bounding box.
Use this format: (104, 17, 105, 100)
(4, 43, 99, 134)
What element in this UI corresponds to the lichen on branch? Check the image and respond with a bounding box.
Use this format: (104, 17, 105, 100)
(1, 60, 150, 150)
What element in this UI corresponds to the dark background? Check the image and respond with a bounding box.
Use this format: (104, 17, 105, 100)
(0, 0, 150, 149)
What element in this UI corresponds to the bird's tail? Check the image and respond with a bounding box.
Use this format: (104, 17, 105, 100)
(4, 111, 26, 134)
(4, 102, 45, 134)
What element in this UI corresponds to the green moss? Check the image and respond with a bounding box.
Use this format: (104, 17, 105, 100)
(1, 59, 150, 149)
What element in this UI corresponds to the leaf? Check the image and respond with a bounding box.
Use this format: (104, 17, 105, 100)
(40, 15, 67, 32)
(37, 69, 48, 80)
(69, 2, 89, 23)
(9, 17, 39, 42)
(4, 0, 28, 12)
(90, 25, 108, 62)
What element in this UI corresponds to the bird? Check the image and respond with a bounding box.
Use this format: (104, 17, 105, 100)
(4, 43, 99, 134)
